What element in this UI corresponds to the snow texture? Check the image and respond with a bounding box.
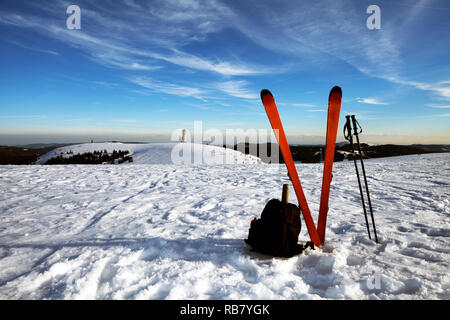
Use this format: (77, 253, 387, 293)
(0, 144, 449, 300)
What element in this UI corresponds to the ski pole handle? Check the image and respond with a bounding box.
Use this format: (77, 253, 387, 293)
(351, 115, 362, 135)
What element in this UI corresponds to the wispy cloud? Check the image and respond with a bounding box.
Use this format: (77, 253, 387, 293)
(2, 0, 449, 117)
(357, 97, 389, 105)
(228, 0, 450, 104)
(216, 80, 258, 99)
(5, 39, 60, 56)
(230, 1, 401, 79)
(89, 51, 163, 71)
(91, 81, 119, 88)
(129, 76, 207, 99)
(426, 104, 450, 109)
(0, 1, 272, 76)
(384, 76, 450, 101)
(291, 103, 320, 108)
(151, 50, 272, 76)
(340, 110, 378, 121)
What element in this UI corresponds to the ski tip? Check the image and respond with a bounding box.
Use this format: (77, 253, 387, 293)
(260, 89, 273, 100)
(330, 86, 342, 96)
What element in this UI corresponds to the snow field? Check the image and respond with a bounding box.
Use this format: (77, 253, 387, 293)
(0, 153, 449, 299)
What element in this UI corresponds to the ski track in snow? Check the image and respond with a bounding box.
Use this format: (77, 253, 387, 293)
(0, 153, 449, 299)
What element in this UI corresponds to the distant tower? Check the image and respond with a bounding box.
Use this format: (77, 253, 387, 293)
(181, 129, 187, 143)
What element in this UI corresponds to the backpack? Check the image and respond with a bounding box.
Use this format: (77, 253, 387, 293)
(245, 199, 313, 257)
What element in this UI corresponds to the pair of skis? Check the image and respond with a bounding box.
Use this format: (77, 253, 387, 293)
(260, 87, 342, 247)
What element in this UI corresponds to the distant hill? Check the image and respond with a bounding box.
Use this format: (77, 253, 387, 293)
(1, 142, 448, 165)
(229, 143, 341, 163)
(228, 143, 450, 164)
(337, 143, 448, 159)
(411, 144, 450, 153)
(35, 142, 261, 165)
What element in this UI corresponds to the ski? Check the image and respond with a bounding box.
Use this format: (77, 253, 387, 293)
(260, 89, 321, 246)
(317, 86, 342, 243)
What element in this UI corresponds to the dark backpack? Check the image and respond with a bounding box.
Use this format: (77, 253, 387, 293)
(245, 199, 313, 257)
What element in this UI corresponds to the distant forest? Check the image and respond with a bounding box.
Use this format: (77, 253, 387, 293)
(0, 146, 56, 165)
(226, 143, 450, 164)
(44, 150, 133, 165)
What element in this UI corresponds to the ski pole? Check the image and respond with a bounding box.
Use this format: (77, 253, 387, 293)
(350, 115, 379, 243)
(344, 116, 372, 240)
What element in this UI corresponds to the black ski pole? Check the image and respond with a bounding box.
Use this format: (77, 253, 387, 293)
(344, 116, 372, 240)
(350, 115, 379, 243)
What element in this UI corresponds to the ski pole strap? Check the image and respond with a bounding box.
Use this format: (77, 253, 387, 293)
(351, 115, 363, 135)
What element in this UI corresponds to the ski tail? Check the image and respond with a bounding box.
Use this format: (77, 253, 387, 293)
(317, 86, 342, 243)
(260, 89, 321, 246)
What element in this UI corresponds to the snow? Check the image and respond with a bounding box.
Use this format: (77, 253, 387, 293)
(0, 150, 449, 300)
(35, 142, 261, 165)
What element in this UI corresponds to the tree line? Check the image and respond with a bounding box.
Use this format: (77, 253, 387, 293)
(44, 149, 133, 165)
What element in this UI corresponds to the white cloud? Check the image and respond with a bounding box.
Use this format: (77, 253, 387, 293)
(426, 104, 450, 109)
(2, 0, 448, 102)
(151, 49, 271, 76)
(5, 39, 60, 56)
(357, 97, 389, 105)
(216, 81, 258, 99)
(129, 77, 207, 99)
(384, 76, 450, 101)
(90, 51, 163, 71)
(92, 81, 119, 88)
(227, 0, 450, 102)
(0, 1, 271, 76)
(291, 103, 320, 108)
(230, 1, 401, 79)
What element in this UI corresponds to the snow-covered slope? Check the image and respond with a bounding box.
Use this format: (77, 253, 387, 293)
(35, 142, 261, 165)
(0, 153, 448, 299)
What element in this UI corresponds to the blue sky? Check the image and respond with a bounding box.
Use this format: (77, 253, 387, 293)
(0, 0, 449, 145)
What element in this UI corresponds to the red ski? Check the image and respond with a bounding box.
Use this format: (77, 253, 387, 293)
(260, 89, 321, 247)
(317, 86, 342, 243)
